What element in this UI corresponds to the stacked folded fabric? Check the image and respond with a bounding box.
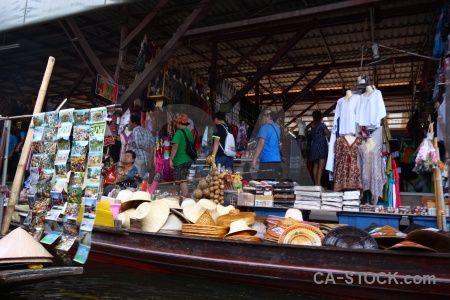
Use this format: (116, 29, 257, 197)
(320, 191, 343, 211)
(342, 190, 361, 212)
(293, 186, 321, 210)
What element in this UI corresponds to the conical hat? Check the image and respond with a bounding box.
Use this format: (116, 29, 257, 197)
(0, 227, 53, 263)
(162, 197, 181, 209)
(183, 199, 217, 223)
(135, 200, 170, 233)
(216, 204, 235, 216)
(160, 214, 183, 231)
(195, 210, 216, 226)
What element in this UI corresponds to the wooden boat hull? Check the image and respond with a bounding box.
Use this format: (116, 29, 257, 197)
(0, 266, 83, 288)
(85, 228, 450, 299)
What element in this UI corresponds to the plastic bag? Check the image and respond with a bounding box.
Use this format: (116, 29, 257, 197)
(413, 133, 437, 173)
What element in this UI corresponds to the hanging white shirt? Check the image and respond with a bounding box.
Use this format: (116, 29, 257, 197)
(356, 89, 386, 129)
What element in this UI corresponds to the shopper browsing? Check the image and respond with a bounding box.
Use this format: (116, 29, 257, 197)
(210, 111, 235, 172)
(129, 115, 155, 177)
(251, 109, 283, 180)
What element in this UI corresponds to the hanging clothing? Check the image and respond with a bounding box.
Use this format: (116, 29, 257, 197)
(357, 141, 387, 205)
(391, 158, 401, 208)
(119, 130, 132, 161)
(437, 98, 446, 142)
(335, 95, 360, 135)
(356, 89, 386, 129)
(333, 136, 363, 192)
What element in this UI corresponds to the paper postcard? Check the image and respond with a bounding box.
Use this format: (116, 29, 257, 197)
(89, 136, 104, 153)
(59, 108, 74, 124)
(57, 122, 73, 138)
(45, 206, 63, 221)
(38, 169, 54, 183)
(32, 113, 45, 127)
(41, 154, 55, 169)
(45, 111, 59, 126)
(56, 136, 70, 151)
(84, 184, 99, 199)
(43, 126, 57, 141)
(70, 155, 87, 172)
(67, 186, 83, 204)
(90, 107, 107, 123)
(90, 121, 106, 137)
(87, 167, 101, 184)
(87, 152, 102, 168)
(55, 234, 76, 251)
(52, 178, 66, 193)
(43, 141, 57, 155)
(55, 150, 70, 164)
(80, 217, 95, 232)
(51, 191, 65, 206)
(73, 125, 90, 141)
(68, 171, 85, 187)
(65, 203, 81, 220)
(71, 140, 88, 156)
(32, 126, 44, 142)
(36, 182, 52, 198)
(74, 109, 91, 125)
(55, 163, 68, 178)
(31, 154, 42, 168)
(74, 244, 90, 264)
(79, 231, 92, 247)
(32, 141, 44, 154)
(40, 231, 62, 245)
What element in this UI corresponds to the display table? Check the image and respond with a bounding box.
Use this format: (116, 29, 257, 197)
(337, 211, 405, 230)
(408, 215, 450, 228)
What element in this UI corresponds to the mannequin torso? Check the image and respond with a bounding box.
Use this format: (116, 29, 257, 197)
(364, 137, 376, 152)
(344, 90, 353, 101)
(363, 85, 374, 97)
(344, 134, 357, 145)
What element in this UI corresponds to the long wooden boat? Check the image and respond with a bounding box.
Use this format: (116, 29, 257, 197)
(80, 227, 449, 299)
(0, 266, 83, 288)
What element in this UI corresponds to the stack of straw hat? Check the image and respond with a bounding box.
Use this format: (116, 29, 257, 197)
(216, 209, 255, 227)
(120, 190, 152, 211)
(0, 227, 53, 264)
(278, 223, 325, 246)
(134, 200, 170, 233)
(224, 220, 262, 242)
(265, 217, 300, 242)
(181, 201, 228, 238)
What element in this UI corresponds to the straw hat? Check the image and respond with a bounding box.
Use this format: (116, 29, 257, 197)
(170, 208, 192, 224)
(323, 226, 378, 250)
(369, 225, 407, 249)
(216, 209, 256, 227)
(284, 208, 303, 221)
(195, 210, 216, 226)
(115, 189, 134, 203)
(162, 197, 181, 209)
(406, 230, 450, 253)
(225, 220, 257, 237)
(159, 214, 183, 233)
(277, 217, 300, 229)
(216, 204, 235, 216)
(0, 227, 53, 264)
(278, 224, 323, 246)
(181, 198, 196, 209)
(183, 199, 217, 223)
(135, 200, 170, 233)
(121, 190, 152, 211)
(116, 208, 136, 229)
(387, 240, 438, 253)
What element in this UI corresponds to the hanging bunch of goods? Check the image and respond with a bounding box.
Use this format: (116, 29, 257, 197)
(192, 155, 236, 204)
(413, 130, 438, 173)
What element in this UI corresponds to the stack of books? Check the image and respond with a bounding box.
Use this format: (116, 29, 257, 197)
(320, 191, 343, 211)
(293, 186, 321, 210)
(342, 190, 361, 212)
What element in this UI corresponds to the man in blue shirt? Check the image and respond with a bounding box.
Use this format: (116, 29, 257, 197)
(251, 109, 283, 180)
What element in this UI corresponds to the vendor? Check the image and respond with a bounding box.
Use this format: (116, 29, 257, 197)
(103, 150, 139, 196)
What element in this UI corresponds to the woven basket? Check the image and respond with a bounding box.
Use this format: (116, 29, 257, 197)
(323, 226, 378, 250)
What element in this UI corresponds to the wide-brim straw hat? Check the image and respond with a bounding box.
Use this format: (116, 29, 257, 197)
(181, 224, 228, 238)
(387, 240, 438, 253)
(323, 226, 378, 250)
(159, 214, 183, 233)
(216, 209, 255, 227)
(183, 199, 217, 223)
(224, 235, 263, 242)
(278, 223, 324, 246)
(121, 191, 152, 211)
(170, 208, 192, 224)
(284, 208, 303, 221)
(135, 200, 170, 232)
(181, 198, 197, 209)
(162, 197, 181, 209)
(369, 225, 407, 249)
(216, 204, 235, 216)
(0, 227, 53, 264)
(277, 217, 301, 229)
(116, 208, 136, 229)
(115, 189, 134, 203)
(225, 219, 257, 237)
(406, 230, 450, 253)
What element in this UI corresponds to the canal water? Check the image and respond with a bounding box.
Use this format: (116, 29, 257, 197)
(1, 260, 336, 299)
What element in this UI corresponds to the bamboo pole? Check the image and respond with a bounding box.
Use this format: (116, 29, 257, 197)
(432, 137, 443, 230)
(1, 56, 55, 235)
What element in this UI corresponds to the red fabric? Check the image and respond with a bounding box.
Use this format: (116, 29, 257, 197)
(391, 159, 401, 207)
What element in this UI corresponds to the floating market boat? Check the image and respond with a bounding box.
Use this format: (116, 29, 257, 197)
(77, 226, 450, 299)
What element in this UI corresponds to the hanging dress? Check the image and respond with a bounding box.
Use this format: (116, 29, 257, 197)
(119, 130, 132, 162)
(333, 136, 363, 192)
(357, 142, 387, 204)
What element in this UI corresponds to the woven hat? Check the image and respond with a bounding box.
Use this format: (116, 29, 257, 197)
(323, 226, 378, 250)
(0, 227, 53, 264)
(175, 113, 190, 125)
(278, 225, 322, 246)
(195, 210, 216, 226)
(277, 217, 300, 229)
(159, 214, 183, 233)
(216, 209, 256, 227)
(225, 220, 257, 237)
(387, 240, 438, 253)
(216, 204, 235, 216)
(135, 200, 170, 233)
(121, 190, 152, 211)
(183, 199, 217, 223)
(406, 230, 450, 253)
(116, 208, 136, 229)
(284, 208, 303, 221)
(170, 208, 192, 224)
(115, 189, 134, 203)
(224, 235, 263, 242)
(181, 198, 196, 208)
(369, 225, 407, 249)
(162, 197, 181, 209)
